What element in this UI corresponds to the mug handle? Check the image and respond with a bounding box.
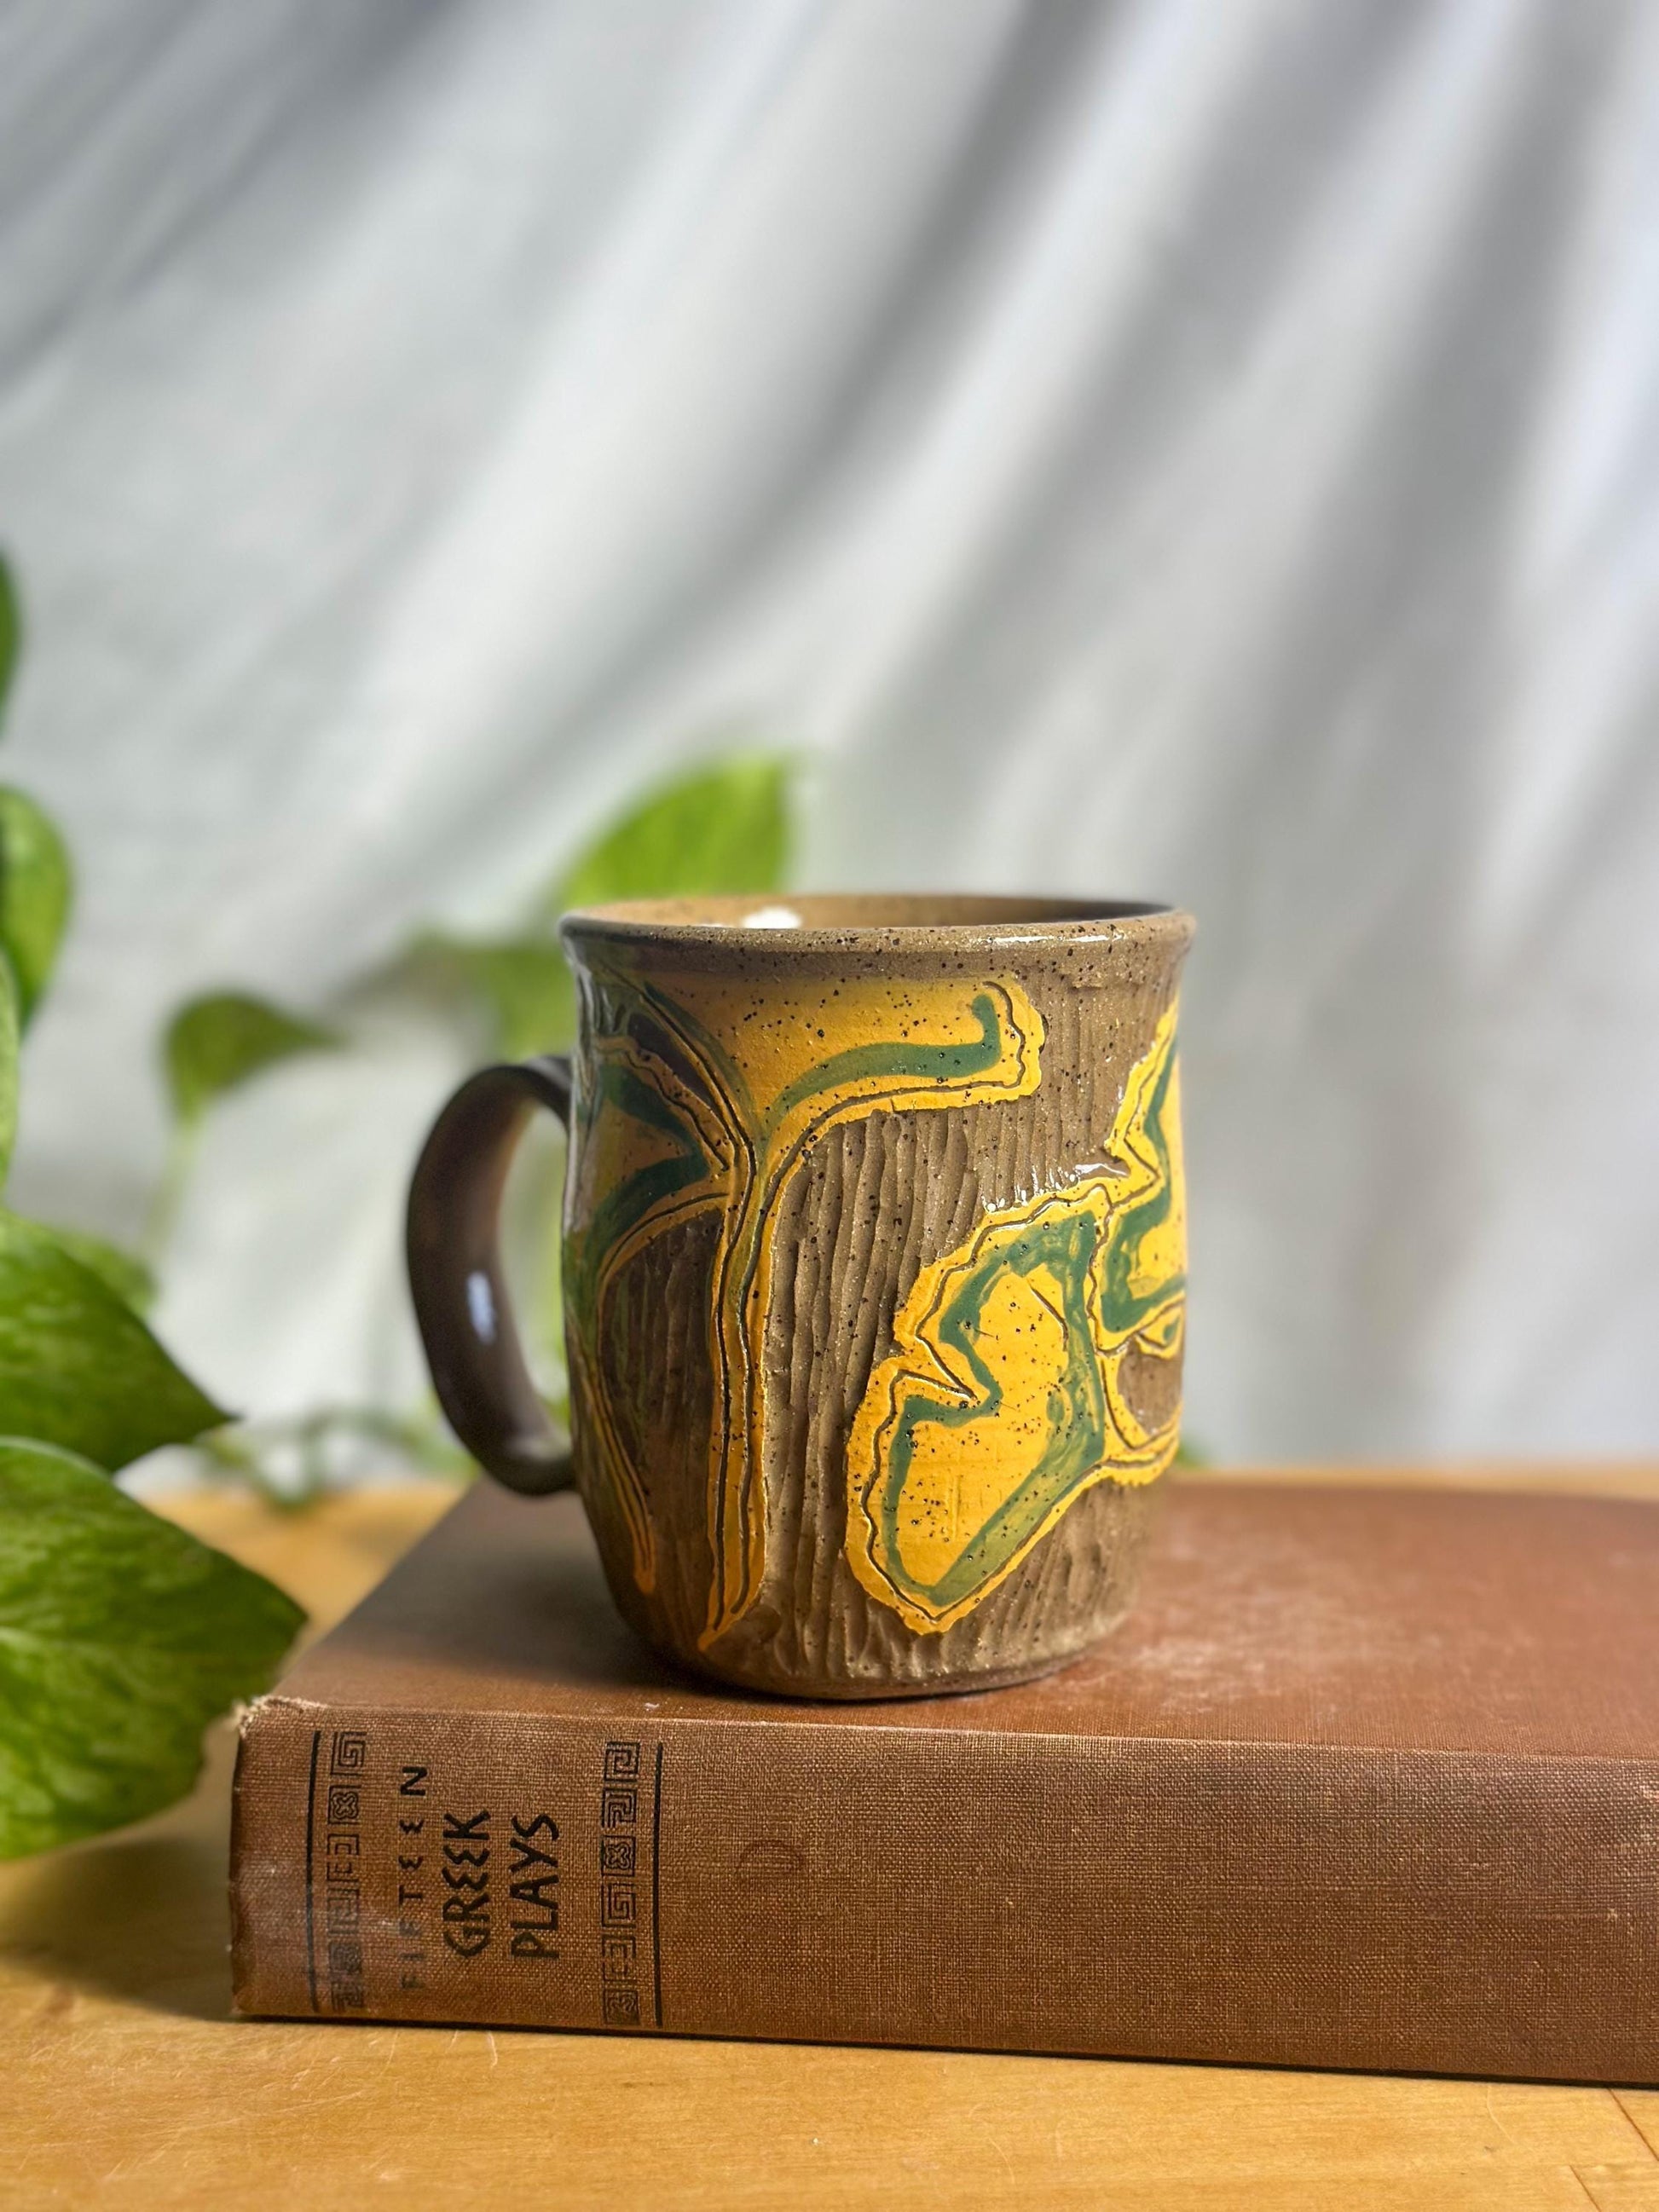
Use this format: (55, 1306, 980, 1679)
(406, 1055, 575, 1496)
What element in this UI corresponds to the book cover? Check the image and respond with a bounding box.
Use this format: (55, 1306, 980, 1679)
(231, 1477, 1659, 2081)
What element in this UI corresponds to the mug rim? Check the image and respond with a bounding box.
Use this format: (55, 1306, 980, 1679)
(559, 892, 1194, 955)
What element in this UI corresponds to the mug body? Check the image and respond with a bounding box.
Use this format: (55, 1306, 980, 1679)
(554, 895, 1193, 1699)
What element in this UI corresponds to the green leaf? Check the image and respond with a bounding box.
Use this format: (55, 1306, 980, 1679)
(19, 1221, 153, 1313)
(414, 756, 794, 1054)
(414, 933, 578, 1058)
(0, 1210, 226, 1468)
(0, 788, 72, 1024)
(552, 754, 792, 913)
(0, 957, 16, 1190)
(0, 555, 18, 732)
(165, 992, 337, 1128)
(0, 1441, 303, 1857)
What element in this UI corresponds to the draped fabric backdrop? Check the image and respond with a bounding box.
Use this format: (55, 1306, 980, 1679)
(1, 0, 1656, 1466)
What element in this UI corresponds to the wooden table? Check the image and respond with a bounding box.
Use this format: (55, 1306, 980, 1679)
(7, 1469, 1659, 2211)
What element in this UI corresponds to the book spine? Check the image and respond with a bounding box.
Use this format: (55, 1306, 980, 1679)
(231, 1696, 1659, 2080)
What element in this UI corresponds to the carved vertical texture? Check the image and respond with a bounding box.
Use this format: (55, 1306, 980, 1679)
(569, 915, 1188, 1698)
(720, 965, 1176, 1694)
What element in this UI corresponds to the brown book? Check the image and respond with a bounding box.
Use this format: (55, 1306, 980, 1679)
(230, 1477, 1659, 2081)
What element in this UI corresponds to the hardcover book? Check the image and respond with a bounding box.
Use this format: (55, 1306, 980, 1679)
(231, 1477, 1659, 2081)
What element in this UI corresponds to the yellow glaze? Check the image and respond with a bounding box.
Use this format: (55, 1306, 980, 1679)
(846, 1003, 1184, 1632)
(562, 961, 1045, 1643)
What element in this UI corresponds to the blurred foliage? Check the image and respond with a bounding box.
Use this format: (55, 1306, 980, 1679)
(0, 1210, 225, 1469)
(0, 958, 15, 1187)
(0, 1442, 302, 1858)
(23, 1219, 155, 1313)
(413, 754, 795, 1443)
(165, 991, 337, 1128)
(552, 754, 792, 916)
(0, 551, 303, 1861)
(416, 754, 794, 1062)
(0, 790, 71, 1025)
(151, 753, 799, 1508)
(410, 934, 576, 1063)
(193, 1403, 469, 1510)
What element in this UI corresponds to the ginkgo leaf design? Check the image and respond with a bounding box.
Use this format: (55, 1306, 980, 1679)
(845, 1002, 1185, 1632)
(561, 960, 1045, 1643)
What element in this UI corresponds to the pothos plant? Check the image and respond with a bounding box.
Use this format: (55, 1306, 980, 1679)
(0, 557, 303, 1861)
(0, 546, 796, 1857)
(164, 748, 795, 1500)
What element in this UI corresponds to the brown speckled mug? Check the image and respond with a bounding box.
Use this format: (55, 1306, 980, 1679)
(408, 895, 1193, 1698)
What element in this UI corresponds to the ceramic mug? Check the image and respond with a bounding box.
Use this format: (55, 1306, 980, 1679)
(407, 894, 1193, 1699)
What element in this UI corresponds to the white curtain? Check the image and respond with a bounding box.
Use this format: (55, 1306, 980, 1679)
(1, 0, 1656, 1464)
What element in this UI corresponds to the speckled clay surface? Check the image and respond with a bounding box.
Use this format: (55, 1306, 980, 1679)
(554, 895, 1194, 1700)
